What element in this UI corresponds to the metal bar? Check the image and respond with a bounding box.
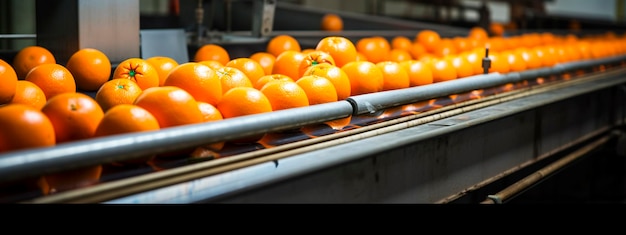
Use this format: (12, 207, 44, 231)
(0, 34, 37, 39)
(482, 133, 615, 204)
(251, 0, 275, 37)
(348, 73, 504, 115)
(438, 125, 613, 204)
(0, 101, 353, 184)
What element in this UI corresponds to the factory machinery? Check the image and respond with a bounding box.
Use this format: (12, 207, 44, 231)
(1, 0, 625, 204)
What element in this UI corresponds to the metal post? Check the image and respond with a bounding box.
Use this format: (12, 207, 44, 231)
(251, 0, 276, 38)
(35, 0, 140, 65)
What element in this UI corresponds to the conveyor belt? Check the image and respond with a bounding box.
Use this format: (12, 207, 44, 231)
(104, 64, 626, 203)
(4, 53, 623, 203)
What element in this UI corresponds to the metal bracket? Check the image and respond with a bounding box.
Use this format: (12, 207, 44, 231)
(251, 0, 276, 38)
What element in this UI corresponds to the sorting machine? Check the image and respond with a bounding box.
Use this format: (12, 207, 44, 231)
(1, 0, 625, 204)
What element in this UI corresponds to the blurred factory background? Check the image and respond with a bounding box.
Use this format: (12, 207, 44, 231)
(2, 0, 626, 51)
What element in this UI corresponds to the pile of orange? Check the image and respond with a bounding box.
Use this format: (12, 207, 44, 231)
(2, 31, 626, 150)
(321, 13, 343, 31)
(2, 27, 626, 194)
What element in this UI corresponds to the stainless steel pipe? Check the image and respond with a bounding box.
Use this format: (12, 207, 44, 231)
(0, 101, 353, 184)
(482, 133, 615, 204)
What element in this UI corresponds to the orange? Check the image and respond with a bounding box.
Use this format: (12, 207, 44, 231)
(486, 37, 506, 52)
(430, 58, 457, 83)
(0, 59, 18, 105)
(295, 75, 338, 105)
(399, 60, 433, 87)
(589, 41, 607, 59)
(415, 30, 441, 53)
(12, 45, 56, 79)
(0, 104, 55, 153)
(249, 52, 276, 76)
(487, 52, 511, 74)
(298, 50, 335, 79)
(490, 22, 505, 37)
(41, 92, 104, 143)
(266, 34, 301, 57)
(302, 63, 351, 100)
(391, 36, 413, 51)
(260, 79, 309, 111)
(376, 61, 410, 91)
(273, 50, 306, 80)
(356, 36, 391, 63)
(387, 48, 412, 62)
(540, 32, 556, 45)
(341, 60, 384, 96)
(215, 66, 253, 94)
(503, 36, 522, 51)
(555, 45, 569, 63)
(520, 33, 541, 48)
(449, 55, 474, 78)
(194, 44, 230, 66)
(431, 39, 457, 58)
(9, 80, 47, 110)
(503, 50, 527, 72)
(163, 62, 222, 106)
(25, 63, 76, 100)
(515, 48, 542, 69)
(133, 86, 204, 128)
(197, 101, 225, 151)
(538, 45, 558, 67)
(94, 104, 160, 137)
(419, 54, 436, 65)
(95, 78, 143, 112)
(468, 27, 489, 42)
(531, 47, 548, 68)
(355, 51, 368, 61)
(37, 92, 104, 193)
(512, 48, 534, 70)
(255, 74, 294, 90)
(315, 36, 357, 68)
(466, 37, 484, 51)
(39, 164, 103, 195)
(225, 57, 266, 85)
(301, 48, 316, 54)
(198, 60, 224, 70)
(65, 48, 111, 91)
(576, 41, 592, 60)
(464, 48, 487, 75)
(408, 42, 429, 60)
(321, 13, 343, 31)
(217, 86, 272, 118)
(112, 58, 160, 90)
(371, 36, 392, 57)
(146, 56, 179, 86)
(197, 101, 223, 123)
(216, 87, 272, 143)
(564, 44, 582, 63)
(452, 37, 471, 53)
(93, 104, 159, 165)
